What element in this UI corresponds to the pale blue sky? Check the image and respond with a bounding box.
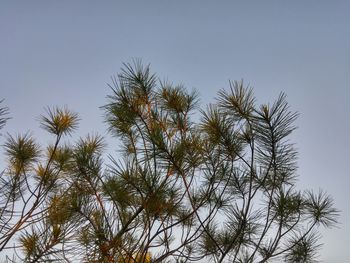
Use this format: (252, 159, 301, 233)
(1, 1, 349, 262)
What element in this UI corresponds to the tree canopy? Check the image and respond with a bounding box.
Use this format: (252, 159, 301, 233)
(0, 61, 339, 262)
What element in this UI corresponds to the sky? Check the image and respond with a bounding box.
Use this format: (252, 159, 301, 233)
(0, 1, 349, 262)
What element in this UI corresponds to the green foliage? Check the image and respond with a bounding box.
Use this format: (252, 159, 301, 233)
(305, 190, 339, 227)
(40, 106, 79, 136)
(0, 100, 10, 131)
(0, 62, 339, 263)
(4, 134, 40, 173)
(19, 231, 40, 258)
(285, 232, 321, 263)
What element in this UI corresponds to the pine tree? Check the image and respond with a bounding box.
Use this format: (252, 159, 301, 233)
(0, 62, 338, 262)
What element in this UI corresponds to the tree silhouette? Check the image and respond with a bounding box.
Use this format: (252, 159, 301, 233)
(0, 62, 339, 262)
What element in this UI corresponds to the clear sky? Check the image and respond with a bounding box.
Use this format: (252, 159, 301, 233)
(1, 1, 349, 262)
